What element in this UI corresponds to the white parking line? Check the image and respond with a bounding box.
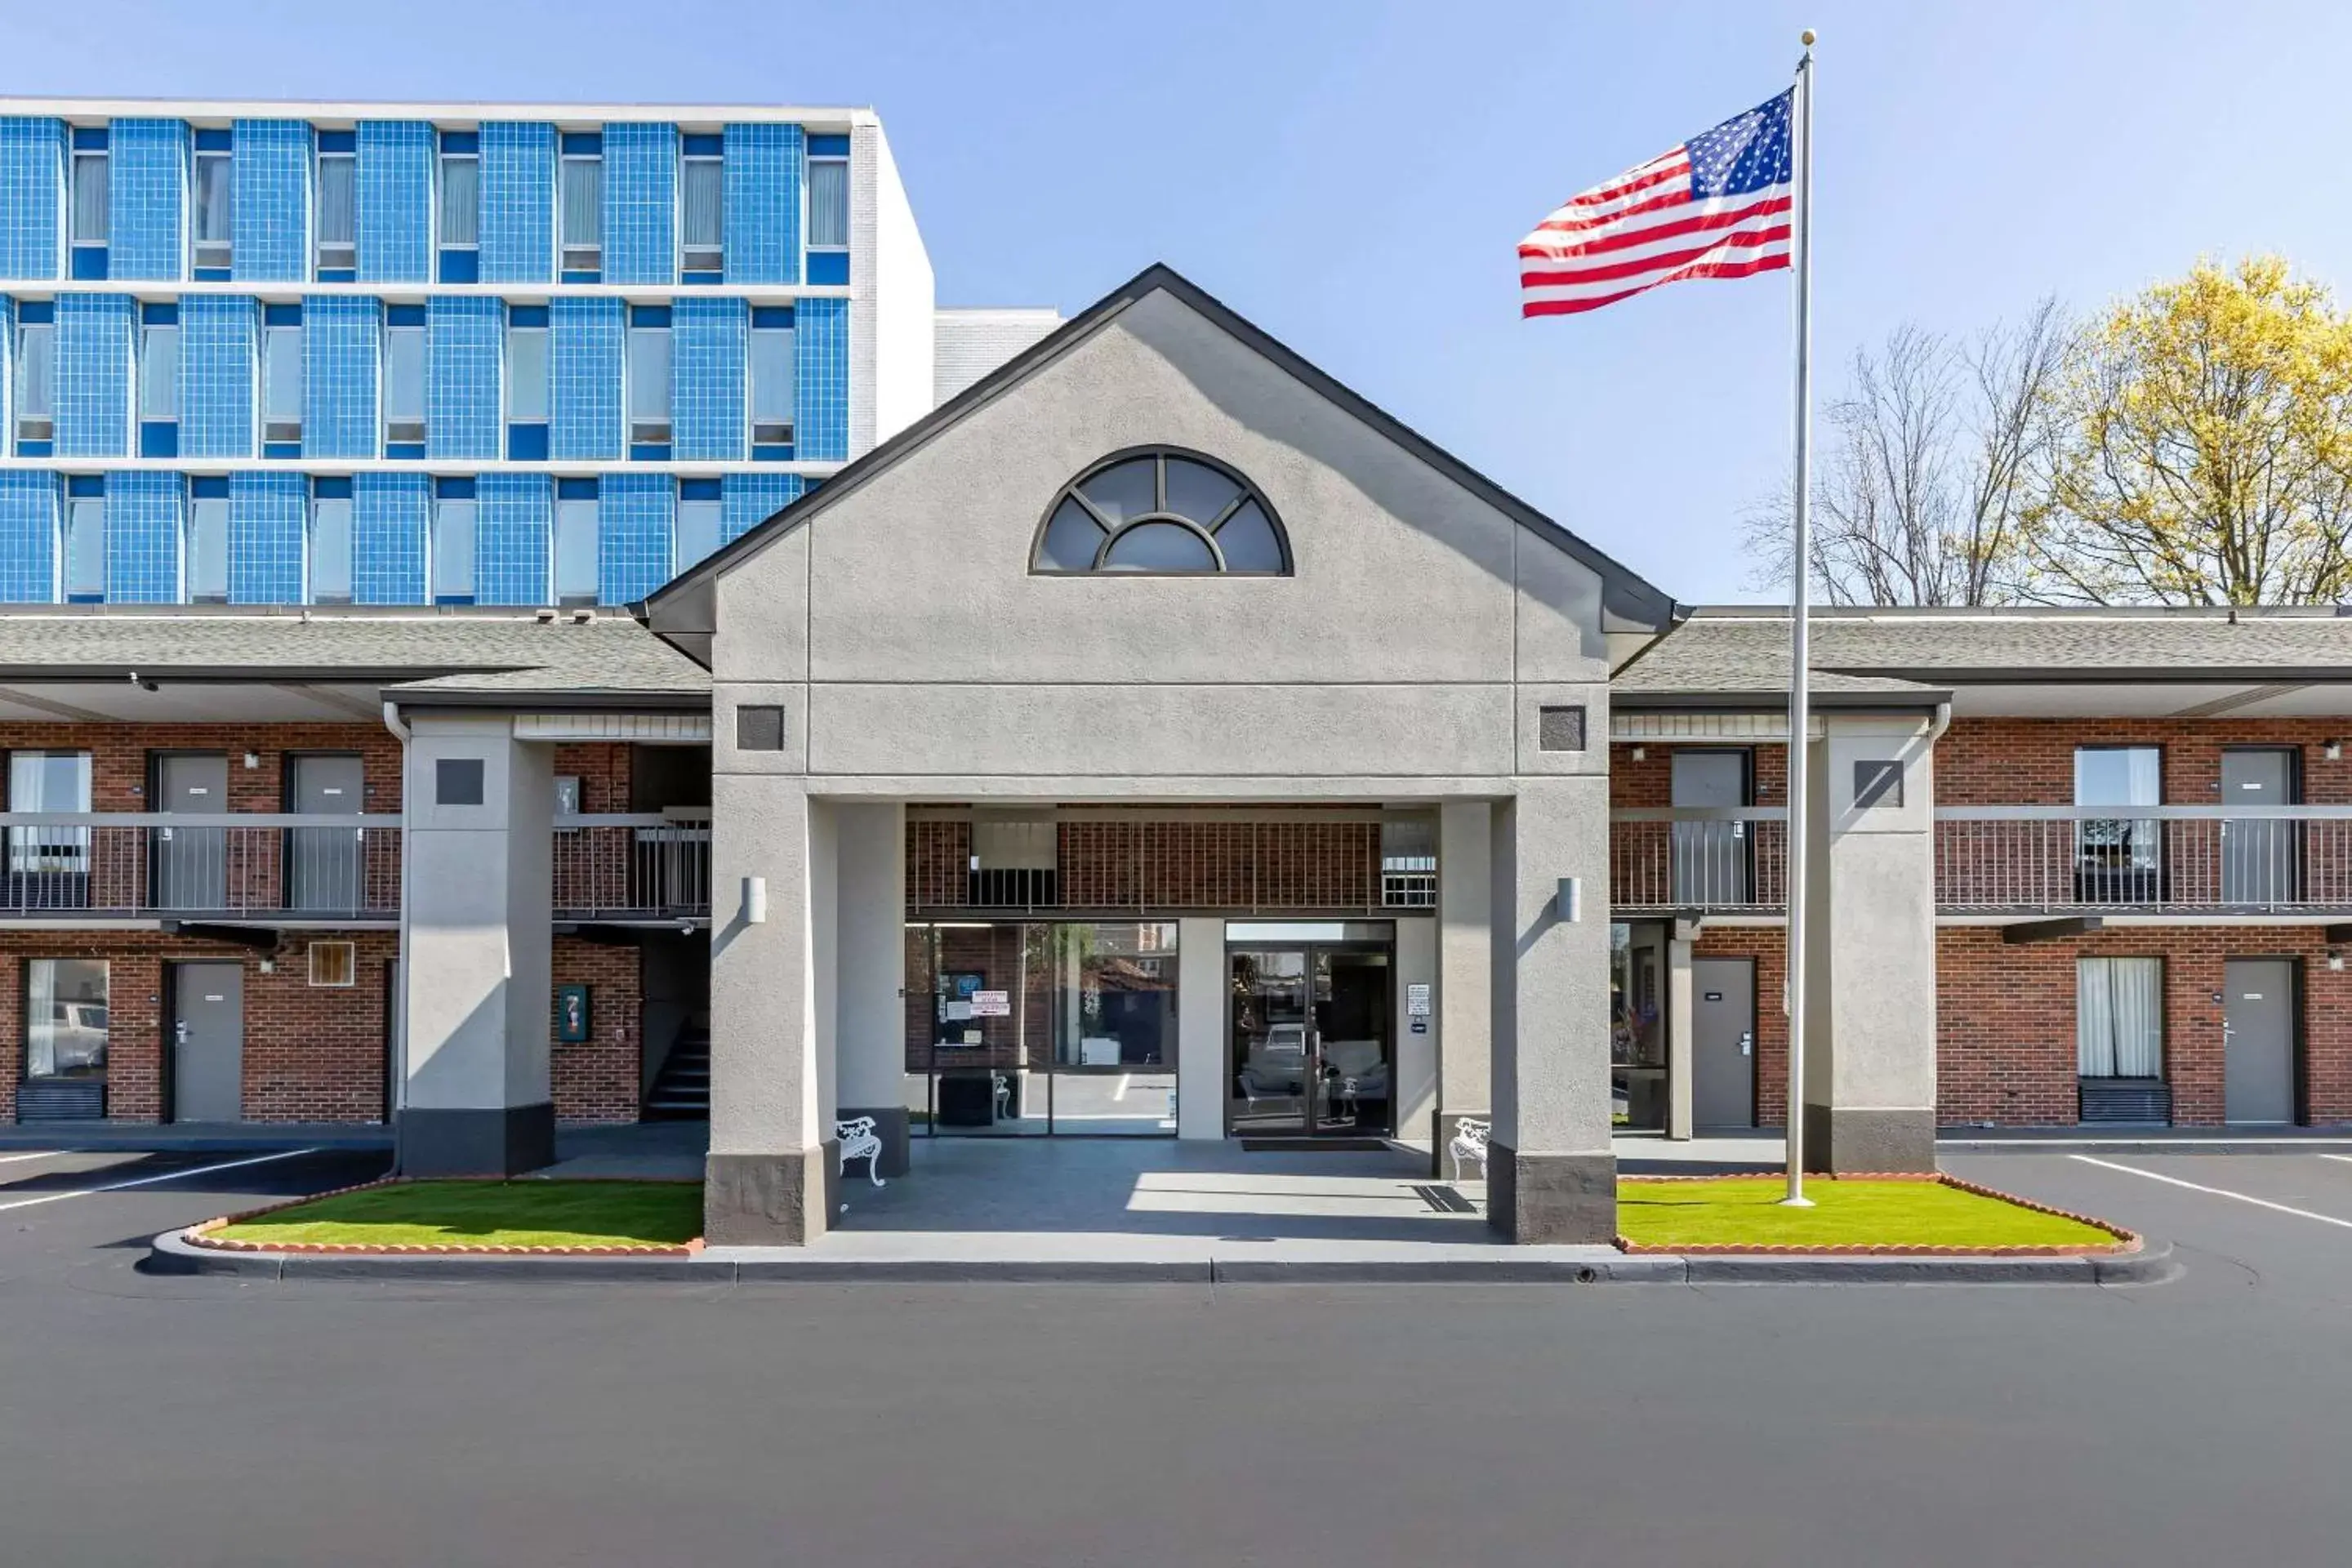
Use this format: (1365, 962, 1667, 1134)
(0, 1151, 65, 1165)
(2070, 1154, 2352, 1231)
(2319, 1154, 2352, 1166)
(0, 1148, 322, 1214)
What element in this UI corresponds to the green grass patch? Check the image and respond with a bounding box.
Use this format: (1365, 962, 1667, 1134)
(1616, 1178, 2115, 1251)
(209, 1181, 702, 1250)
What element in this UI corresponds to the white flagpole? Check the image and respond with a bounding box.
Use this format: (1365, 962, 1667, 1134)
(1781, 31, 1818, 1207)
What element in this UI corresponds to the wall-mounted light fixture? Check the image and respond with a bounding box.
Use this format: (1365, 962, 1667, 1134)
(1630, 746, 1647, 761)
(2326, 739, 2343, 761)
(744, 875, 768, 924)
(2330, 950, 2345, 973)
(243, 752, 261, 769)
(1556, 875, 1581, 924)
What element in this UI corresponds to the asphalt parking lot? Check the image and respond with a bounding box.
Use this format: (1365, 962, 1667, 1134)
(1, 1143, 2350, 1567)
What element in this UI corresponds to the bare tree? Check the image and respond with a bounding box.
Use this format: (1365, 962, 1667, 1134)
(1744, 299, 2070, 604)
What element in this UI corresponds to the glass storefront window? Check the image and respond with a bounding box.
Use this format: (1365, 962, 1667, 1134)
(906, 920, 1178, 1136)
(1610, 923, 1666, 1129)
(26, 958, 108, 1079)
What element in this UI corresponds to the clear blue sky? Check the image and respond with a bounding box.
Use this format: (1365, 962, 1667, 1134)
(19, 1, 2350, 604)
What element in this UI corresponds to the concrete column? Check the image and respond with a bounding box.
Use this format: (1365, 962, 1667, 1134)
(1174, 915, 1226, 1139)
(1666, 933, 1695, 1141)
(1487, 777, 1616, 1241)
(706, 773, 839, 1244)
(1391, 914, 1438, 1146)
(1801, 714, 1940, 1172)
(833, 800, 910, 1177)
(1432, 800, 1493, 1169)
(398, 715, 555, 1177)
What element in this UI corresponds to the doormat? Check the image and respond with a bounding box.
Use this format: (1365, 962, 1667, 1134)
(1239, 1138, 1393, 1152)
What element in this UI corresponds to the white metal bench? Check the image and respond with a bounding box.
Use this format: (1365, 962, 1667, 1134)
(836, 1116, 886, 1187)
(1448, 1117, 1491, 1183)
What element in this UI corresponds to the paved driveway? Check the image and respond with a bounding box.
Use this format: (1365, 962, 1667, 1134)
(1, 1146, 2350, 1567)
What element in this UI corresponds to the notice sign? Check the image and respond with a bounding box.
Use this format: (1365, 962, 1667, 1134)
(970, 990, 1011, 1018)
(1405, 983, 1432, 1018)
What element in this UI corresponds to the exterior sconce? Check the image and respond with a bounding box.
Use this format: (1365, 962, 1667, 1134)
(2326, 740, 2343, 761)
(744, 876, 768, 924)
(1556, 875, 1581, 923)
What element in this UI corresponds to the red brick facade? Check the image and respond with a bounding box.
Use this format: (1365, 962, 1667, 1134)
(550, 936, 644, 1125)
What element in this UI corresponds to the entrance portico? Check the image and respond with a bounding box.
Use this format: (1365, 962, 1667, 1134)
(645, 265, 1678, 1245)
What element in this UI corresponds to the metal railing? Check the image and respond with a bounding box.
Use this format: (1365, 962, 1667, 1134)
(1610, 807, 1789, 914)
(1935, 804, 2352, 915)
(0, 813, 403, 920)
(551, 810, 712, 920)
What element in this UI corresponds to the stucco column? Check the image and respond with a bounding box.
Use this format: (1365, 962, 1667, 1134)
(1666, 932, 1695, 1141)
(1175, 916, 1227, 1138)
(706, 773, 840, 1244)
(1801, 713, 1940, 1172)
(1486, 778, 1617, 1241)
(398, 715, 555, 1177)
(1432, 800, 1493, 1171)
(833, 800, 910, 1177)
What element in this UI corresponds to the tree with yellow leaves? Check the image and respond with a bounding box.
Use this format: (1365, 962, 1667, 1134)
(2027, 256, 2352, 604)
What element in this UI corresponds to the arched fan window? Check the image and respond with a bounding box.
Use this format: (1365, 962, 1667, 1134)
(1031, 448, 1290, 575)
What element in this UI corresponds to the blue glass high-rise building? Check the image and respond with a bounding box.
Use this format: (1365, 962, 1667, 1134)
(0, 99, 1040, 607)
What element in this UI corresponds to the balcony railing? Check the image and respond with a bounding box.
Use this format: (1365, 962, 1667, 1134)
(1610, 804, 2352, 918)
(1934, 805, 2352, 915)
(0, 813, 403, 920)
(551, 811, 712, 921)
(1610, 807, 1789, 915)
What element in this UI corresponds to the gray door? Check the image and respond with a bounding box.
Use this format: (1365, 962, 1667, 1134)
(153, 753, 229, 909)
(2223, 958, 2295, 1125)
(1672, 751, 1751, 905)
(1692, 957, 1756, 1129)
(288, 754, 364, 911)
(172, 962, 243, 1122)
(2220, 750, 2296, 906)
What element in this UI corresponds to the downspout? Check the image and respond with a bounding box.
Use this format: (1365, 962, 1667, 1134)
(1927, 700, 1953, 747)
(381, 701, 412, 1154)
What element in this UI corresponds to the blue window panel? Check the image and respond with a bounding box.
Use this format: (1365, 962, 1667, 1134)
(722, 122, 800, 285)
(672, 296, 746, 461)
(108, 119, 189, 280)
(603, 122, 678, 285)
(550, 296, 623, 460)
(426, 296, 501, 460)
(599, 471, 674, 604)
(507, 423, 549, 461)
(807, 134, 850, 158)
(0, 295, 11, 445)
(227, 470, 305, 604)
(230, 119, 310, 283)
(806, 251, 850, 287)
(104, 469, 185, 602)
(355, 121, 433, 283)
(474, 471, 552, 605)
(140, 421, 179, 457)
(302, 294, 381, 458)
(0, 118, 65, 280)
(720, 472, 803, 545)
(0, 471, 60, 601)
(178, 294, 258, 457)
(479, 122, 555, 283)
(352, 471, 428, 604)
(795, 295, 849, 461)
(437, 249, 479, 283)
(55, 292, 134, 457)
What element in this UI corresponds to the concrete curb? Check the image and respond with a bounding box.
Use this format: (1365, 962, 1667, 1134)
(144, 1227, 2177, 1285)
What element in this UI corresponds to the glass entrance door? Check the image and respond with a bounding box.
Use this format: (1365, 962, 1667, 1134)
(1227, 944, 1393, 1137)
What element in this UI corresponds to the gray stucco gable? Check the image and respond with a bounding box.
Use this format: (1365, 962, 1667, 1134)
(642, 263, 1678, 664)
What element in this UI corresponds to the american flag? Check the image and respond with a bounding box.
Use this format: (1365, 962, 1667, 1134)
(1519, 90, 1794, 318)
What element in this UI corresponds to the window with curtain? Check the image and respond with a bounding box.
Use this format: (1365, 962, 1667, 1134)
(264, 324, 303, 443)
(139, 323, 178, 420)
(749, 324, 794, 445)
(188, 497, 229, 604)
(431, 497, 475, 602)
(7, 750, 91, 875)
(439, 152, 479, 247)
(2078, 956, 2163, 1078)
(561, 154, 603, 270)
(25, 958, 109, 1080)
(680, 154, 724, 273)
(315, 152, 356, 270)
(70, 151, 109, 243)
(554, 498, 599, 606)
(807, 158, 849, 248)
(506, 323, 550, 421)
(193, 150, 233, 267)
(675, 497, 720, 570)
(310, 495, 353, 604)
(385, 325, 425, 444)
(16, 321, 55, 443)
(64, 496, 105, 599)
(627, 324, 671, 443)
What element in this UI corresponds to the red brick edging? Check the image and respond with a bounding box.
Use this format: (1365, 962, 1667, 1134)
(1612, 1171, 2143, 1257)
(180, 1175, 707, 1257)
